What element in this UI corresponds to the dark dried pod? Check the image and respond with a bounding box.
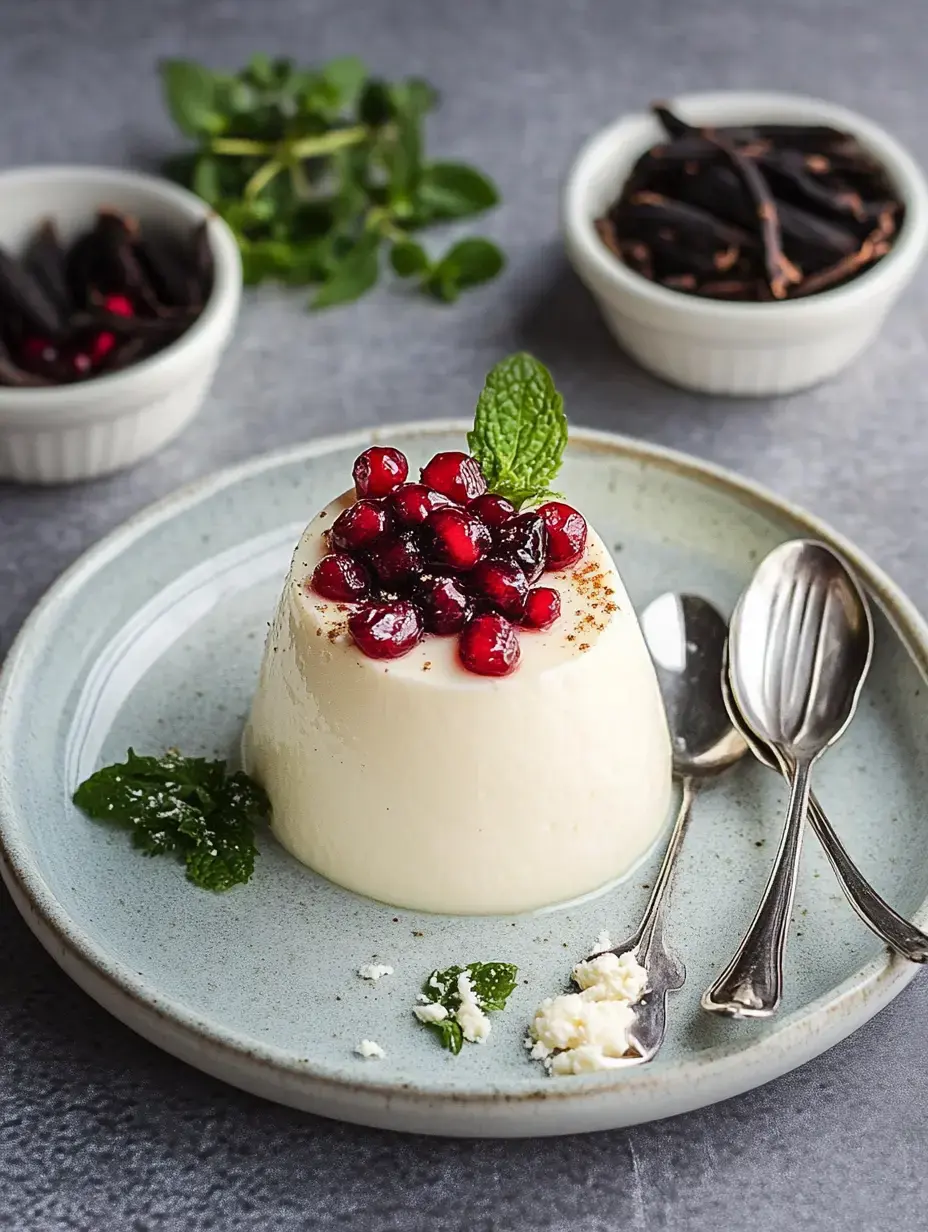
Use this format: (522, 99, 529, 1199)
(135, 233, 202, 312)
(0, 336, 53, 386)
(0, 247, 65, 337)
(93, 210, 160, 311)
(24, 220, 72, 319)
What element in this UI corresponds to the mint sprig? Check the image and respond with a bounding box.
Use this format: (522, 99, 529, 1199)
(73, 749, 268, 891)
(417, 961, 519, 1054)
(467, 353, 568, 507)
(159, 55, 504, 309)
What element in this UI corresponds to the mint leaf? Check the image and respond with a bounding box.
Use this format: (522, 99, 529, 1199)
(467, 353, 568, 506)
(426, 237, 504, 300)
(415, 162, 499, 222)
(311, 232, 380, 309)
(192, 156, 222, 205)
(416, 961, 518, 1053)
(390, 239, 430, 278)
(322, 55, 368, 106)
(73, 749, 268, 891)
(160, 60, 227, 138)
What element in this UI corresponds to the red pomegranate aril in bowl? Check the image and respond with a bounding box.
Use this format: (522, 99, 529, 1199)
(469, 493, 517, 529)
(368, 533, 423, 587)
(539, 502, 588, 570)
(416, 572, 471, 634)
(349, 600, 422, 659)
(310, 553, 371, 602)
(353, 446, 409, 499)
(390, 482, 453, 527)
(426, 507, 492, 571)
(459, 612, 521, 676)
(470, 558, 529, 619)
(330, 498, 392, 552)
(420, 451, 487, 504)
(495, 512, 547, 583)
(523, 586, 561, 629)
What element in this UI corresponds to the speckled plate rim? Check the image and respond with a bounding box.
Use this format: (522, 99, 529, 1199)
(1, 422, 927, 1138)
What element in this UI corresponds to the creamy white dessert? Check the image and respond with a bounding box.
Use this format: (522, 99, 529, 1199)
(244, 489, 672, 914)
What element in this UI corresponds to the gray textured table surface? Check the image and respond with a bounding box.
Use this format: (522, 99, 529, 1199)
(2, 1, 927, 1228)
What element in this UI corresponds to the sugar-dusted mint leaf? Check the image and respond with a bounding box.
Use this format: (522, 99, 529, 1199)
(416, 960, 519, 1053)
(467, 353, 568, 507)
(73, 749, 268, 892)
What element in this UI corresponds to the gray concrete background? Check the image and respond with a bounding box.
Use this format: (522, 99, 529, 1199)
(1, 1, 926, 1228)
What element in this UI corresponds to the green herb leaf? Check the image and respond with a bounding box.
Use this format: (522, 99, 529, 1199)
(390, 239, 430, 278)
(160, 60, 227, 138)
(311, 231, 380, 308)
(415, 162, 499, 222)
(358, 79, 394, 127)
(467, 353, 568, 506)
(416, 961, 519, 1053)
(73, 749, 268, 891)
(322, 55, 368, 106)
(192, 155, 223, 205)
(426, 237, 504, 300)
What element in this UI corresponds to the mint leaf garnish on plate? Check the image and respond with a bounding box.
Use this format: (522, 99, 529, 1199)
(73, 749, 269, 891)
(467, 353, 568, 508)
(417, 961, 519, 1054)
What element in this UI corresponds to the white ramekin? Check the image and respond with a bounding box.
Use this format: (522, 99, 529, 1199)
(0, 167, 241, 483)
(563, 91, 928, 396)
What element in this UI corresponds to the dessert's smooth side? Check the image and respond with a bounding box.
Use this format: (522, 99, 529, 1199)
(244, 496, 673, 915)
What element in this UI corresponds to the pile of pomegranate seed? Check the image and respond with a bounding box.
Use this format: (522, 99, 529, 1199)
(310, 448, 587, 676)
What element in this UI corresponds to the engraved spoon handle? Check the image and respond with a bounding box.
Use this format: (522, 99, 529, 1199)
(702, 757, 812, 1017)
(635, 776, 696, 966)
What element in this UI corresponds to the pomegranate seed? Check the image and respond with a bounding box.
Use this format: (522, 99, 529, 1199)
(390, 483, 453, 527)
(539, 502, 588, 570)
(469, 493, 517, 529)
(70, 351, 93, 377)
(470, 558, 529, 619)
(495, 512, 547, 582)
(88, 331, 117, 364)
(368, 533, 423, 587)
(522, 587, 561, 629)
(349, 600, 422, 659)
(420, 451, 487, 504)
(425, 507, 492, 571)
(330, 499, 391, 552)
(416, 573, 471, 634)
(310, 553, 370, 601)
(103, 293, 134, 317)
(459, 613, 521, 676)
(353, 447, 409, 499)
(20, 336, 58, 369)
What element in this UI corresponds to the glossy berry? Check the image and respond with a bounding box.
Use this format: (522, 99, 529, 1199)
(390, 483, 453, 527)
(469, 558, 529, 619)
(420, 451, 487, 504)
(310, 553, 370, 602)
(103, 293, 134, 317)
(416, 573, 471, 634)
(426, 507, 492, 571)
(495, 512, 547, 583)
(459, 613, 521, 677)
(522, 587, 561, 630)
(367, 533, 423, 587)
(88, 331, 117, 364)
(353, 447, 409, 499)
(469, 493, 517, 530)
(349, 600, 422, 659)
(539, 502, 588, 570)
(330, 498, 391, 552)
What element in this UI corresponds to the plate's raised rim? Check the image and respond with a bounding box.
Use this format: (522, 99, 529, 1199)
(1, 422, 926, 1137)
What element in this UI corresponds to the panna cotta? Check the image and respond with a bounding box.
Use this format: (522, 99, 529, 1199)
(244, 485, 672, 915)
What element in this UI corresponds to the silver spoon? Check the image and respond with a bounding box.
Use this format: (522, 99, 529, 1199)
(702, 540, 873, 1018)
(589, 593, 748, 1064)
(720, 645, 928, 963)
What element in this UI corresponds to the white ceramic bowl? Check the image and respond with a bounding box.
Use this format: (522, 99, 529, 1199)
(0, 167, 241, 483)
(563, 91, 928, 396)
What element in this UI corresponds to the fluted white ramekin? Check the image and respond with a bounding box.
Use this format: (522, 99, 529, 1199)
(563, 91, 928, 396)
(0, 167, 241, 483)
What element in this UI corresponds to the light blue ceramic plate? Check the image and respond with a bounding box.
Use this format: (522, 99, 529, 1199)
(2, 425, 927, 1138)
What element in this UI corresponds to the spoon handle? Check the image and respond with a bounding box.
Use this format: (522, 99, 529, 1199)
(702, 758, 812, 1017)
(806, 792, 928, 963)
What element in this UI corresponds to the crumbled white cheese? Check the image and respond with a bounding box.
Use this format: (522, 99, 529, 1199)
(529, 950, 648, 1075)
(591, 930, 614, 955)
(413, 1002, 449, 1024)
(454, 970, 491, 1043)
(355, 1039, 386, 1059)
(358, 963, 394, 982)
